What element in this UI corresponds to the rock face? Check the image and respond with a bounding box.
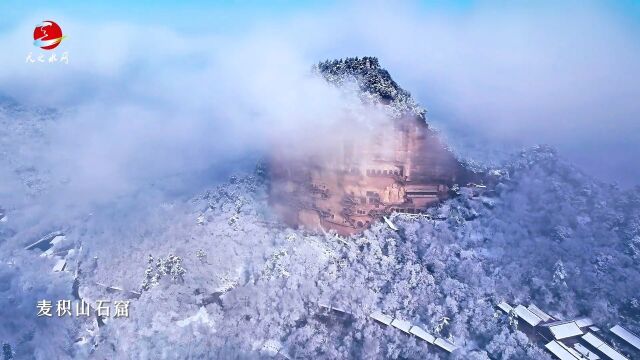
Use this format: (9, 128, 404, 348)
(268, 57, 472, 235)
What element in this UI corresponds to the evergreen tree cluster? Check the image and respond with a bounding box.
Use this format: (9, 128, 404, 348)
(314, 57, 426, 119)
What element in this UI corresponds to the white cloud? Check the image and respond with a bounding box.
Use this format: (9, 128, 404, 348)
(0, 0, 638, 206)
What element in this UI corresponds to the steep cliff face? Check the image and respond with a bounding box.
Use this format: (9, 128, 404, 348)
(269, 57, 473, 235)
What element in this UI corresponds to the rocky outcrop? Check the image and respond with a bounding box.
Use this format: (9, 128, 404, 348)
(269, 57, 474, 235)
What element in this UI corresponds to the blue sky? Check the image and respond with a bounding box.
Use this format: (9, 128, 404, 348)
(0, 1, 335, 32)
(1, 0, 638, 33)
(0, 1, 482, 38)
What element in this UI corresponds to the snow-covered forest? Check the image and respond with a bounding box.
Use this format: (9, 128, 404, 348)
(1, 60, 639, 359)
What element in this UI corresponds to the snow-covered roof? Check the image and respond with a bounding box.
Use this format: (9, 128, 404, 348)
(528, 304, 553, 322)
(574, 343, 601, 360)
(434, 338, 457, 353)
(545, 340, 582, 360)
(318, 300, 331, 309)
(390, 318, 412, 334)
(590, 326, 601, 332)
(596, 345, 629, 360)
(50, 235, 66, 245)
(275, 350, 292, 360)
(40, 235, 68, 257)
(24, 231, 63, 251)
(370, 311, 393, 326)
(583, 332, 606, 348)
(319, 301, 351, 315)
(331, 305, 351, 315)
(497, 301, 513, 314)
(514, 305, 542, 327)
(581, 332, 629, 360)
(52, 259, 66, 272)
(383, 216, 399, 231)
(548, 321, 584, 340)
(409, 326, 436, 344)
(610, 325, 640, 351)
(575, 318, 595, 328)
(95, 282, 141, 299)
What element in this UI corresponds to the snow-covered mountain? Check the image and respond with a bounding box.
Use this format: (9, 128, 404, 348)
(0, 62, 639, 360)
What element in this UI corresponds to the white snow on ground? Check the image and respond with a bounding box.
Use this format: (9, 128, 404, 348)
(176, 307, 215, 329)
(2, 103, 640, 359)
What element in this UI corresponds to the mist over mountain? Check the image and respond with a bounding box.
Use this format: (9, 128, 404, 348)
(1, 55, 639, 359)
